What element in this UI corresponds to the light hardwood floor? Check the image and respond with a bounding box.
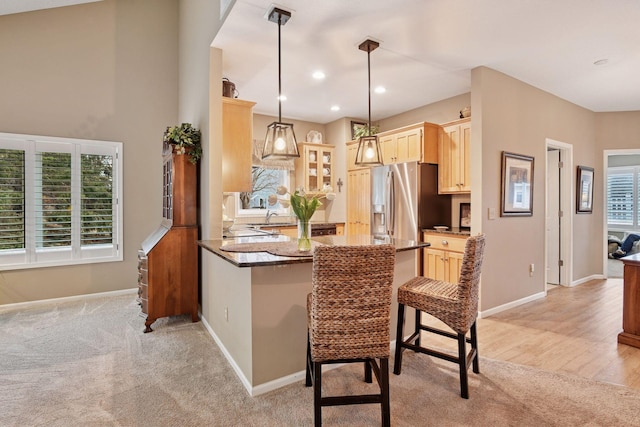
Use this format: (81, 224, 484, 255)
(419, 278, 640, 389)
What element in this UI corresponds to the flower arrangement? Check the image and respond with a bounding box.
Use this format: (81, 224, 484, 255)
(163, 123, 202, 164)
(268, 185, 336, 251)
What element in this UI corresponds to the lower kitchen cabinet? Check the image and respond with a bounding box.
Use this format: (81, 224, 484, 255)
(422, 232, 467, 283)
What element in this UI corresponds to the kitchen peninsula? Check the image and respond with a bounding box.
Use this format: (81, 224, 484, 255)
(198, 234, 426, 396)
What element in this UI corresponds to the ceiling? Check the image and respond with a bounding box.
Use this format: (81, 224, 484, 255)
(214, 0, 640, 124)
(0, 0, 101, 16)
(4, 0, 639, 124)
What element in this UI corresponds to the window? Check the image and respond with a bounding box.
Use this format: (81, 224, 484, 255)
(607, 166, 640, 229)
(0, 133, 122, 270)
(237, 166, 290, 215)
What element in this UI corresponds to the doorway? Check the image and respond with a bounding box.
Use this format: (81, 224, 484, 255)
(545, 139, 572, 288)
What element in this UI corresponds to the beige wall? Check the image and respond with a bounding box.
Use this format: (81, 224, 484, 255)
(596, 111, 640, 151)
(474, 67, 601, 311)
(0, 0, 179, 304)
(379, 92, 471, 131)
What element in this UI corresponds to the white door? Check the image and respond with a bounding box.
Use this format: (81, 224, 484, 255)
(546, 149, 561, 285)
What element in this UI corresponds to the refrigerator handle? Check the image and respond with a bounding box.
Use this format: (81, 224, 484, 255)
(386, 171, 395, 236)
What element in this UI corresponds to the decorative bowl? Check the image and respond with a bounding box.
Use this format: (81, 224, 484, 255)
(434, 226, 449, 232)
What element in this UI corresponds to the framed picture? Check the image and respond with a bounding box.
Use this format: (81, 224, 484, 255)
(576, 166, 594, 213)
(501, 151, 534, 216)
(459, 203, 471, 229)
(350, 121, 367, 140)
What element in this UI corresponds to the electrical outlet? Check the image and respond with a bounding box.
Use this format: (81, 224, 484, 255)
(224, 307, 229, 321)
(529, 263, 535, 277)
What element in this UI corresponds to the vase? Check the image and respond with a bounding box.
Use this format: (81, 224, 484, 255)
(297, 220, 312, 252)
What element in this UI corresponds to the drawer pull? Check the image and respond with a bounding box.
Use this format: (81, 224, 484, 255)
(441, 240, 448, 246)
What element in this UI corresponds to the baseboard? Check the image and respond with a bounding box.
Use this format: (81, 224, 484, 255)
(572, 274, 606, 286)
(0, 288, 137, 311)
(479, 291, 546, 318)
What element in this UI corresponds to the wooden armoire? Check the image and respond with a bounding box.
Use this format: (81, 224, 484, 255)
(137, 142, 199, 333)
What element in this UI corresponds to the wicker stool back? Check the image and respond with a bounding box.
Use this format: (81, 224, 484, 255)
(305, 244, 396, 427)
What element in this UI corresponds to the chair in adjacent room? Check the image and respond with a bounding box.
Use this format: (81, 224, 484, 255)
(393, 234, 486, 399)
(305, 244, 396, 427)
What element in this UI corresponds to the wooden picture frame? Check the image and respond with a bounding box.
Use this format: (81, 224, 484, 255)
(576, 165, 594, 213)
(350, 121, 367, 140)
(459, 202, 471, 229)
(501, 151, 534, 216)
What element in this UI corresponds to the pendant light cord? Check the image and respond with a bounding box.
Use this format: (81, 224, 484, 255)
(277, 14, 282, 123)
(367, 47, 372, 134)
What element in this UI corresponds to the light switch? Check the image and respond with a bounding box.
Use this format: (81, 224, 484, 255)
(488, 208, 497, 220)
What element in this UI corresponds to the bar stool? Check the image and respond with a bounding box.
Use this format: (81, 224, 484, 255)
(393, 234, 485, 399)
(305, 244, 396, 427)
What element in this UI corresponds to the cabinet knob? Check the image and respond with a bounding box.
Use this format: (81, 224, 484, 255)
(442, 240, 448, 245)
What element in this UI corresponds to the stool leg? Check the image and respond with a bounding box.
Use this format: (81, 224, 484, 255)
(414, 309, 421, 348)
(364, 359, 372, 383)
(393, 303, 406, 375)
(313, 361, 322, 426)
(470, 321, 479, 374)
(458, 332, 469, 399)
(380, 358, 390, 427)
(305, 333, 312, 387)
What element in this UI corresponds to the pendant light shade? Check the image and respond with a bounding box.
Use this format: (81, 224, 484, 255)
(355, 39, 383, 166)
(262, 7, 299, 160)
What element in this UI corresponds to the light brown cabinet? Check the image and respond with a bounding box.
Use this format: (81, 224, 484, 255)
(347, 168, 371, 236)
(222, 98, 256, 192)
(422, 232, 467, 283)
(439, 118, 471, 194)
(295, 142, 335, 195)
(377, 122, 440, 165)
(138, 151, 199, 333)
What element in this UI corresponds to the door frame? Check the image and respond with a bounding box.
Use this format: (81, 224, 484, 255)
(545, 139, 573, 288)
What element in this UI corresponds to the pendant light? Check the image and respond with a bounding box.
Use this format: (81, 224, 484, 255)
(355, 39, 383, 166)
(262, 7, 299, 159)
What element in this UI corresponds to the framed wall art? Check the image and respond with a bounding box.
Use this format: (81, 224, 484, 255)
(501, 151, 534, 216)
(576, 165, 594, 213)
(350, 121, 367, 140)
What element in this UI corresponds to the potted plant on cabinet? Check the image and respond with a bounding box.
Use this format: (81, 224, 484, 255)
(163, 123, 202, 164)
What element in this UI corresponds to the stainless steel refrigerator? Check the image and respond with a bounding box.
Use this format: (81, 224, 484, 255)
(371, 162, 451, 242)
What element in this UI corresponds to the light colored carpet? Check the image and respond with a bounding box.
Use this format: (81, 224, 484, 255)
(2, 294, 640, 426)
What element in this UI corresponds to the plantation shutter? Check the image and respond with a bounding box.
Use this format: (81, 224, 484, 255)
(607, 168, 634, 226)
(0, 149, 25, 250)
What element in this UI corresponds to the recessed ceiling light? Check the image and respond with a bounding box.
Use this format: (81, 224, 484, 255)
(593, 58, 609, 66)
(312, 71, 326, 80)
(330, 105, 340, 111)
(278, 95, 287, 101)
(374, 86, 386, 94)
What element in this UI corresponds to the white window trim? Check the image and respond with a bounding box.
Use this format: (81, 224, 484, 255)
(0, 132, 123, 270)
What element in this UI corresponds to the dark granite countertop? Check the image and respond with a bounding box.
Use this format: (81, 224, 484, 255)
(422, 227, 471, 236)
(199, 234, 428, 268)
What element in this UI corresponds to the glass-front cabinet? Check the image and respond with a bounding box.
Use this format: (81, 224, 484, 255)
(295, 142, 335, 195)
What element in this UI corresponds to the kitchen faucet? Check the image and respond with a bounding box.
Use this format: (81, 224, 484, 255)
(265, 210, 278, 224)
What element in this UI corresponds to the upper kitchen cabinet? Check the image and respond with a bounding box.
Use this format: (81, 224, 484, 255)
(438, 118, 471, 194)
(377, 122, 440, 165)
(222, 98, 256, 192)
(294, 142, 335, 195)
